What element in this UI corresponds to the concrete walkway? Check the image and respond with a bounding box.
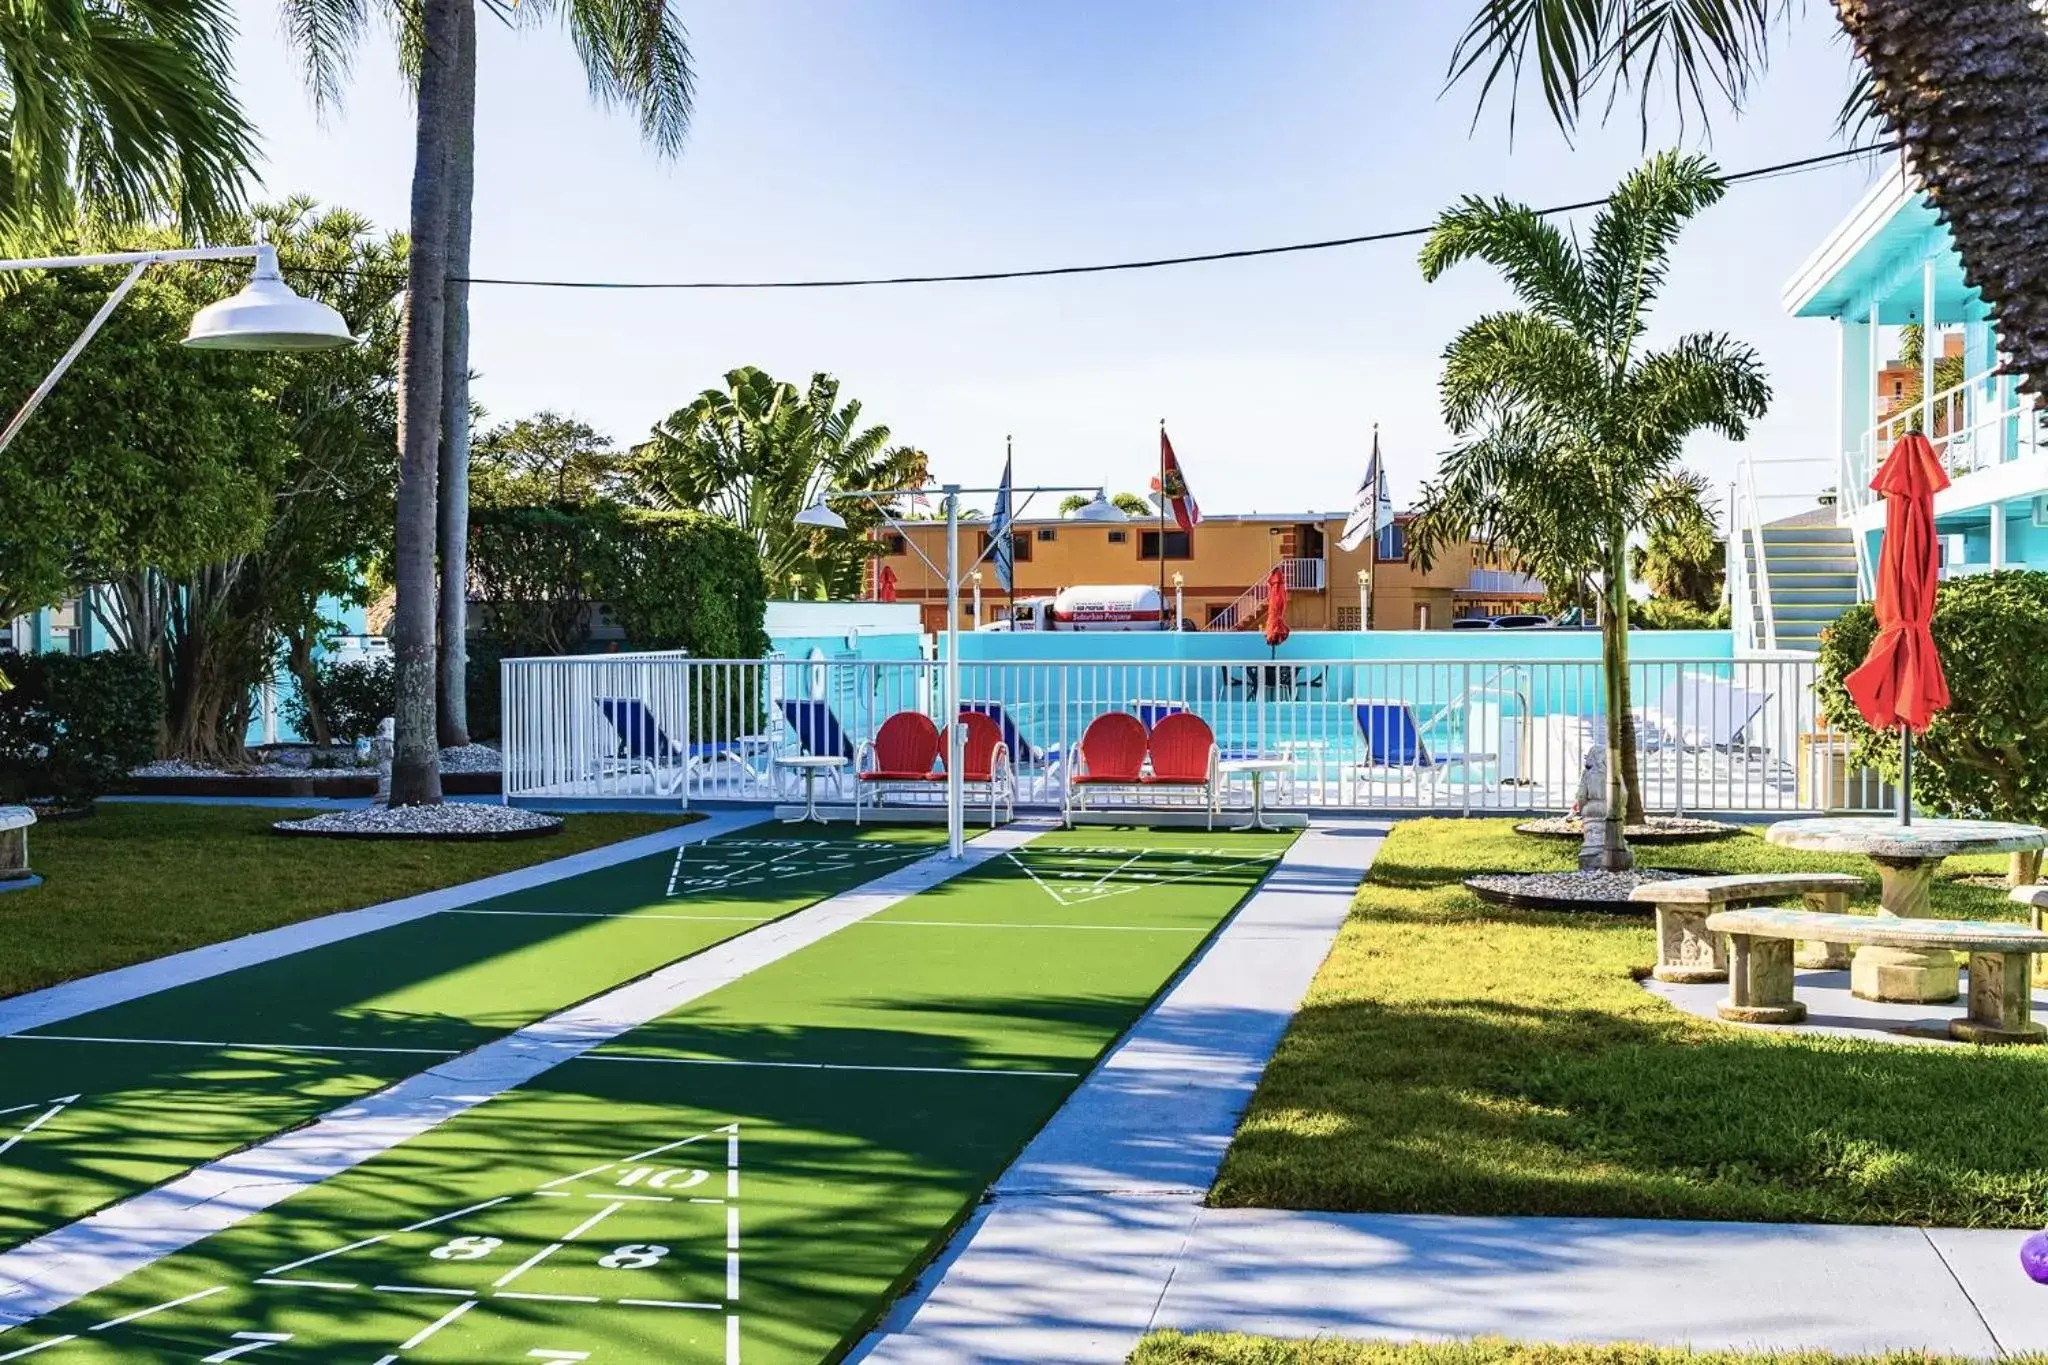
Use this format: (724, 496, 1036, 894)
(852, 818, 2047, 1363)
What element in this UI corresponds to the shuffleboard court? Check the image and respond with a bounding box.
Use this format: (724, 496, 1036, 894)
(2, 830, 1293, 1364)
(0, 828, 944, 1253)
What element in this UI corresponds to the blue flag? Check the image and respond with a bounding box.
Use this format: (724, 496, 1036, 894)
(990, 451, 1015, 592)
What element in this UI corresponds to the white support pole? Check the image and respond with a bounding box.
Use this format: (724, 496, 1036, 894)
(0, 260, 150, 457)
(944, 485, 964, 859)
(1991, 500, 2007, 571)
(972, 571, 983, 628)
(1922, 259, 1938, 442)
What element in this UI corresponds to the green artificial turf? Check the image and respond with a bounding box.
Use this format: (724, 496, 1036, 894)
(0, 803, 694, 999)
(18, 830, 1295, 1365)
(0, 826, 944, 1252)
(1130, 1334, 2021, 1365)
(1210, 819, 2048, 1228)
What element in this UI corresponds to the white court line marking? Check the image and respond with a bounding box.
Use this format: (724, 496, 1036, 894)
(404, 1197, 509, 1232)
(0, 1098, 77, 1159)
(491, 1243, 563, 1289)
(561, 1200, 626, 1242)
(497, 1291, 598, 1303)
(18, 1034, 459, 1058)
(727, 1314, 741, 1365)
(693, 1197, 725, 1206)
(0, 1335, 73, 1360)
(266, 1234, 387, 1274)
(599, 1193, 671, 1203)
(88, 1284, 225, 1331)
(624, 1128, 721, 1164)
(727, 1206, 739, 1252)
(621, 1297, 721, 1310)
(398, 1299, 475, 1350)
(253, 1278, 354, 1291)
(727, 1250, 739, 1301)
(536, 1162, 614, 1192)
(375, 1284, 474, 1297)
(531, 1353, 591, 1362)
(448, 910, 776, 923)
(860, 919, 1205, 933)
(1093, 850, 1149, 889)
(584, 1054, 1079, 1079)
(535, 1190, 569, 1198)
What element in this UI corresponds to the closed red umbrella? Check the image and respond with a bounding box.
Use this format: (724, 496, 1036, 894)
(877, 563, 898, 603)
(1843, 431, 1950, 822)
(1264, 565, 1291, 653)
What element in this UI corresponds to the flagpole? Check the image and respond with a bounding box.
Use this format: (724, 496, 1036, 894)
(1364, 424, 1380, 631)
(1005, 434, 1016, 626)
(1157, 419, 1168, 632)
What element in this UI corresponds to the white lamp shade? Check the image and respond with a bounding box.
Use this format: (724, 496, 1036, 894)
(794, 498, 847, 530)
(1069, 491, 1129, 523)
(183, 251, 354, 351)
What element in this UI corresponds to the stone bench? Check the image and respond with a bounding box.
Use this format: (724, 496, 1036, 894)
(1631, 873, 1863, 984)
(1704, 907, 2048, 1044)
(2011, 884, 2048, 931)
(0, 805, 35, 884)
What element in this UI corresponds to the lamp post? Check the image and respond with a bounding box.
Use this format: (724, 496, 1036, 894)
(1172, 572, 1184, 632)
(1357, 569, 1370, 632)
(798, 481, 1125, 858)
(0, 238, 355, 457)
(971, 570, 983, 628)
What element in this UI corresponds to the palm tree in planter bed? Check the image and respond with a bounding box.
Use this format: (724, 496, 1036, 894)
(1406, 152, 1771, 870)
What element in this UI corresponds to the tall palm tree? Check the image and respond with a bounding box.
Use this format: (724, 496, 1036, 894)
(0, 0, 255, 235)
(280, 0, 693, 802)
(1449, 2, 2048, 410)
(1407, 152, 1771, 869)
(632, 366, 931, 600)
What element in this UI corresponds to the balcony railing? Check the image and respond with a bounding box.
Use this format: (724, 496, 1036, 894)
(1846, 363, 2047, 522)
(1462, 569, 1545, 596)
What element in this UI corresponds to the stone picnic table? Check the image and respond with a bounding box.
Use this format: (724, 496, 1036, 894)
(1765, 816, 2048, 1005)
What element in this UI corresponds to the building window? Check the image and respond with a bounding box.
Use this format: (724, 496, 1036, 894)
(1377, 522, 1407, 562)
(882, 533, 907, 555)
(975, 530, 1032, 563)
(1892, 380, 1905, 398)
(1107, 529, 1128, 545)
(1139, 529, 1193, 561)
(1036, 527, 1057, 542)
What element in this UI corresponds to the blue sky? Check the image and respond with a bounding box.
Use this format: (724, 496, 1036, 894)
(226, 1, 1885, 516)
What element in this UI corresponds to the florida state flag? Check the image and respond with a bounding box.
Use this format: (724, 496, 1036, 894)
(1151, 426, 1201, 533)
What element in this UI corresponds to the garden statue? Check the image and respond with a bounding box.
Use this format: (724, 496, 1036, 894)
(373, 719, 395, 804)
(0, 806, 35, 886)
(1574, 746, 1609, 871)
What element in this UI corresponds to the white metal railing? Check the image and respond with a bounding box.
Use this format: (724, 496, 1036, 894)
(501, 652, 1892, 815)
(1464, 568, 1545, 596)
(1852, 363, 2047, 511)
(1209, 558, 1325, 632)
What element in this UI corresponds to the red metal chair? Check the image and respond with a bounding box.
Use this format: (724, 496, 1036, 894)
(1144, 711, 1221, 828)
(1062, 712, 1149, 824)
(957, 709, 1016, 826)
(855, 712, 942, 823)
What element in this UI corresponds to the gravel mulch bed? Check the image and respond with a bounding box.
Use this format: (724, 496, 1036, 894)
(1513, 815, 1742, 843)
(273, 803, 561, 842)
(135, 743, 501, 781)
(1463, 868, 1699, 915)
(437, 744, 503, 773)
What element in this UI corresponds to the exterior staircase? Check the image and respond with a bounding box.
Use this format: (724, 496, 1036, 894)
(1743, 514, 1860, 652)
(1208, 558, 1326, 631)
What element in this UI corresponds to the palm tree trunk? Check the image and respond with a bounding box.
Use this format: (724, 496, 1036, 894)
(1836, 0, 2048, 402)
(389, 0, 463, 806)
(1599, 532, 1637, 870)
(436, 0, 477, 750)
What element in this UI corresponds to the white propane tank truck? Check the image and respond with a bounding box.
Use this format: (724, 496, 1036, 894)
(982, 583, 1188, 631)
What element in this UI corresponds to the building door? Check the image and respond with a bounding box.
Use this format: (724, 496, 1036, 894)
(1294, 523, 1326, 560)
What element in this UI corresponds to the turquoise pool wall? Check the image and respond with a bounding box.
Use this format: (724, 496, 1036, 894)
(945, 628, 1733, 664)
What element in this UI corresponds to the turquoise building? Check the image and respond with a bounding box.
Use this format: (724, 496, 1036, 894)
(1751, 157, 2048, 651)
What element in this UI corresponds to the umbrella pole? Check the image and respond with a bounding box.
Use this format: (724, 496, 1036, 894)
(1899, 724, 1913, 827)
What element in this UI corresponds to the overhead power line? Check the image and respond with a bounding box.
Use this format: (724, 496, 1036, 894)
(270, 142, 1882, 293)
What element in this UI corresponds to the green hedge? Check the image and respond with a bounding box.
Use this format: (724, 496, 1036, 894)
(1816, 570, 2048, 823)
(0, 651, 163, 804)
(468, 503, 768, 660)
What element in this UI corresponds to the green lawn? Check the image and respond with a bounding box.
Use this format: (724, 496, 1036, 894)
(1210, 818, 2048, 1228)
(1131, 1334, 2010, 1365)
(0, 803, 691, 999)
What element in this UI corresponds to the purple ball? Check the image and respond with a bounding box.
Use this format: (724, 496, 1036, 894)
(2022, 1231, 2048, 1284)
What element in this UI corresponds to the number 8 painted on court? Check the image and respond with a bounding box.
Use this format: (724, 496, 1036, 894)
(430, 1235, 503, 1261)
(599, 1243, 671, 1271)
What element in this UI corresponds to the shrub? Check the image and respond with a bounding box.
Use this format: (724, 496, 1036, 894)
(283, 657, 394, 745)
(1629, 597, 1730, 630)
(0, 650, 163, 804)
(1816, 570, 2048, 823)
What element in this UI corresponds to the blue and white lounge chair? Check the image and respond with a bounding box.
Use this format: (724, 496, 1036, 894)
(1352, 700, 1494, 797)
(595, 697, 691, 795)
(776, 698, 858, 798)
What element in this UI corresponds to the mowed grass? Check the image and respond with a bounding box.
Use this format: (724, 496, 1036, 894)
(1130, 1334, 2019, 1365)
(0, 803, 690, 999)
(1210, 819, 2048, 1228)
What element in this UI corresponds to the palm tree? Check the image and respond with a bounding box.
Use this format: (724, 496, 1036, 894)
(1632, 471, 1725, 612)
(631, 366, 931, 600)
(0, 0, 256, 234)
(280, 0, 693, 801)
(1448, 2, 2048, 412)
(1407, 152, 1771, 869)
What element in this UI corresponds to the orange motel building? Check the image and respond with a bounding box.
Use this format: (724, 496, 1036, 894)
(869, 510, 1547, 635)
